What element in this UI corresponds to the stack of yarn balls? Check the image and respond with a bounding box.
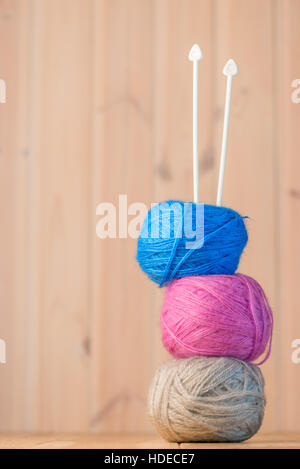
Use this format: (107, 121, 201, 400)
(137, 200, 273, 443)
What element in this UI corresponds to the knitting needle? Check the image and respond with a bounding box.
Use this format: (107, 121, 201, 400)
(216, 59, 238, 206)
(189, 44, 203, 204)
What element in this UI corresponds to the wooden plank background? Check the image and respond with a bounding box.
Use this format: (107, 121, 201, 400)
(0, 0, 299, 433)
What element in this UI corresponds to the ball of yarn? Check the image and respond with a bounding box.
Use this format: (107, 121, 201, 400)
(161, 274, 273, 365)
(137, 201, 248, 286)
(148, 356, 265, 443)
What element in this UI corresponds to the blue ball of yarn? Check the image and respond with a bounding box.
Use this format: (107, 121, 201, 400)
(136, 200, 248, 286)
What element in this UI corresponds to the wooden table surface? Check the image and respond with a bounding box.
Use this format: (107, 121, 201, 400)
(0, 433, 299, 449)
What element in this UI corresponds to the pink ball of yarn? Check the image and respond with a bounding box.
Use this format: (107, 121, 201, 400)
(161, 274, 273, 365)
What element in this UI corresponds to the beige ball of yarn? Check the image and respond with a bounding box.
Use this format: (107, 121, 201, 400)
(148, 356, 265, 443)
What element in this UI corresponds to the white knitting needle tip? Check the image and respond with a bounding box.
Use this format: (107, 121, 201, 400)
(189, 44, 203, 204)
(216, 58, 238, 206)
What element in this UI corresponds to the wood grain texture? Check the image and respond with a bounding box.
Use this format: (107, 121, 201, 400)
(180, 432, 300, 450)
(0, 432, 298, 449)
(90, 0, 154, 433)
(0, 0, 299, 433)
(276, 0, 300, 431)
(0, 432, 179, 449)
(213, 0, 278, 432)
(152, 0, 214, 370)
(26, 0, 91, 431)
(0, 0, 32, 431)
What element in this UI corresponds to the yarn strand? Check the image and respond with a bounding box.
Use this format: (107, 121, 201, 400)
(161, 274, 273, 364)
